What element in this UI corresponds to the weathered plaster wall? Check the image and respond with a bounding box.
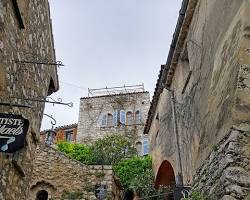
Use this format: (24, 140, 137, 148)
(149, 0, 250, 198)
(0, 0, 58, 199)
(30, 145, 115, 200)
(77, 92, 150, 144)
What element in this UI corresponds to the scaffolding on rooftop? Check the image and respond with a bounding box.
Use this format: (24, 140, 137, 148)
(88, 84, 145, 97)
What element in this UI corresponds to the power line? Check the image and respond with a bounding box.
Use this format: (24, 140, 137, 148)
(60, 81, 87, 90)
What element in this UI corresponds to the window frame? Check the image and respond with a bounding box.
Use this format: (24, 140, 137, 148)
(135, 110, 141, 124)
(65, 130, 73, 142)
(126, 111, 133, 125)
(120, 110, 126, 125)
(107, 113, 113, 127)
(142, 138, 149, 155)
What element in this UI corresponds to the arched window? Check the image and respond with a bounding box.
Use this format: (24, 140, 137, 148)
(126, 111, 133, 125)
(143, 138, 149, 155)
(100, 114, 107, 127)
(136, 141, 142, 156)
(120, 110, 126, 125)
(107, 113, 113, 127)
(135, 110, 141, 124)
(36, 190, 48, 200)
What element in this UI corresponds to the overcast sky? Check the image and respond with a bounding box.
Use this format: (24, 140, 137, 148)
(41, 0, 182, 130)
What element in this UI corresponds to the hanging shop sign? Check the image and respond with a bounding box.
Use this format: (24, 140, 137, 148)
(0, 113, 29, 153)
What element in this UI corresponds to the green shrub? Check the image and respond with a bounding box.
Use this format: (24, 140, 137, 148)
(57, 134, 137, 165)
(61, 190, 83, 200)
(181, 190, 207, 200)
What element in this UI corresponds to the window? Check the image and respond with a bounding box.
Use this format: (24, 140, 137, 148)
(107, 113, 113, 127)
(143, 138, 149, 155)
(113, 110, 119, 127)
(65, 130, 73, 142)
(100, 114, 107, 127)
(45, 132, 55, 145)
(135, 110, 141, 124)
(126, 111, 133, 125)
(136, 141, 142, 156)
(120, 110, 126, 125)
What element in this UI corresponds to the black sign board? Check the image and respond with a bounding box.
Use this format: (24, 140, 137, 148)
(0, 113, 29, 153)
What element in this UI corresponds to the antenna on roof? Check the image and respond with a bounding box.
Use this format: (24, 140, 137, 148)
(88, 84, 145, 97)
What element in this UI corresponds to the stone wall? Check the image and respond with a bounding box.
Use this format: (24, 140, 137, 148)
(148, 0, 250, 198)
(30, 145, 116, 200)
(192, 127, 250, 200)
(77, 92, 150, 146)
(0, 0, 58, 199)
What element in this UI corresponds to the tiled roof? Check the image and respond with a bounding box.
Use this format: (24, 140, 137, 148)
(41, 123, 77, 134)
(144, 0, 198, 135)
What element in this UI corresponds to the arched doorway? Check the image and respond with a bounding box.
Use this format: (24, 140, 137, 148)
(155, 160, 175, 200)
(36, 190, 48, 200)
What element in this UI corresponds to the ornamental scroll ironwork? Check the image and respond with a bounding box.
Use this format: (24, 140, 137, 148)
(9, 96, 73, 108)
(15, 60, 64, 67)
(0, 96, 73, 109)
(43, 113, 57, 146)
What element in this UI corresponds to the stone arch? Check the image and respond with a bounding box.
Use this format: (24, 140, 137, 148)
(107, 113, 113, 127)
(36, 190, 48, 200)
(135, 141, 142, 156)
(155, 160, 175, 189)
(30, 181, 56, 200)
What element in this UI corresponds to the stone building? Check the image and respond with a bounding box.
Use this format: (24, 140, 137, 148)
(145, 0, 250, 199)
(77, 85, 150, 156)
(40, 123, 77, 145)
(0, 1, 58, 199)
(30, 145, 118, 200)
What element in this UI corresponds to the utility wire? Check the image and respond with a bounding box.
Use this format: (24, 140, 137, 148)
(60, 81, 87, 90)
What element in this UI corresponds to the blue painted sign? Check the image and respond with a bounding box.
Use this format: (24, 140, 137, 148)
(0, 113, 29, 153)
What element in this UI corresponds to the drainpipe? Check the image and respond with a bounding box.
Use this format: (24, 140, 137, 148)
(165, 87, 183, 187)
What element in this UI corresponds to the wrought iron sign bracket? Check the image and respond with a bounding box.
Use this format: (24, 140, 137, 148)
(15, 60, 64, 67)
(10, 96, 73, 108)
(0, 102, 32, 109)
(43, 113, 57, 128)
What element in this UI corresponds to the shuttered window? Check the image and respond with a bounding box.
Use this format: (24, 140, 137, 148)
(135, 110, 141, 124)
(100, 114, 107, 127)
(113, 110, 118, 127)
(143, 138, 149, 155)
(120, 110, 126, 124)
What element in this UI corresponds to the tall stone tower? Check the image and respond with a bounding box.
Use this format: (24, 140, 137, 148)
(0, 1, 58, 199)
(77, 85, 150, 155)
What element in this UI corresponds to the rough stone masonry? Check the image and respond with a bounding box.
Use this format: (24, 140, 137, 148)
(0, 0, 58, 199)
(30, 145, 116, 200)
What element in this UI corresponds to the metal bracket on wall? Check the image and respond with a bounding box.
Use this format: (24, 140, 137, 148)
(43, 113, 57, 128)
(15, 60, 64, 67)
(10, 96, 73, 107)
(0, 102, 31, 108)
